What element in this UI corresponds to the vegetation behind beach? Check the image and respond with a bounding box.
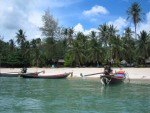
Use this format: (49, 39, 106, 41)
(0, 2, 150, 68)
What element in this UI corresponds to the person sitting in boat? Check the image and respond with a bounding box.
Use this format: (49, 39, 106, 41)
(104, 65, 112, 75)
(21, 67, 27, 73)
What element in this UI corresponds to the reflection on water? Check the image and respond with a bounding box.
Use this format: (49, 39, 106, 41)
(0, 77, 150, 113)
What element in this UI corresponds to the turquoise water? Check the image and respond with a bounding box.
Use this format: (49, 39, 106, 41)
(0, 77, 150, 113)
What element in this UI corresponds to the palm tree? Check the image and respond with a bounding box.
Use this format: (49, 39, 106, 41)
(111, 35, 123, 64)
(9, 39, 15, 51)
(148, 32, 150, 57)
(127, 2, 143, 39)
(137, 30, 149, 65)
(123, 27, 133, 39)
(16, 29, 26, 47)
(63, 28, 68, 45)
(88, 31, 104, 66)
(108, 25, 118, 44)
(67, 41, 83, 67)
(98, 24, 119, 64)
(30, 38, 42, 67)
(122, 27, 135, 64)
(66, 32, 86, 67)
(63, 28, 74, 47)
(98, 23, 109, 47)
(68, 28, 74, 46)
(16, 29, 27, 66)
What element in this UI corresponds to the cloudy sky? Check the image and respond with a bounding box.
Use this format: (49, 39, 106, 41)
(0, 0, 150, 41)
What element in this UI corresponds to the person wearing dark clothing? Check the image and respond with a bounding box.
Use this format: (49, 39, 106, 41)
(21, 67, 27, 73)
(104, 65, 112, 75)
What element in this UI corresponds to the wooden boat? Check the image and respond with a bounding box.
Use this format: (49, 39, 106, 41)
(0, 72, 21, 77)
(100, 71, 126, 85)
(21, 72, 71, 79)
(0, 72, 40, 77)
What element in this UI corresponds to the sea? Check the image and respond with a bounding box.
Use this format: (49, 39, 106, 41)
(0, 77, 150, 113)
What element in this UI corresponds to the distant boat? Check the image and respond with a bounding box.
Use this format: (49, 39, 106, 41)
(0, 67, 29, 77)
(0, 69, 45, 77)
(100, 71, 126, 85)
(0, 72, 38, 77)
(21, 72, 71, 79)
(0, 72, 21, 77)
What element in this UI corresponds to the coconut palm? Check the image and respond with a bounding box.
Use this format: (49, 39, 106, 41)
(63, 28, 74, 47)
(137, 30, 149, 65)
(98, 23, 109, 47)
(30, 38, 42, 67)
(127, 2, 143, 39)
(148, 33, 150, 57)
(16, 29, 26, 48)
(88, 31, 104, 66)
(9, 39, 15, 51)
(63, 28, 68, 46)
(15, 29, 28, 66)
(67, 32, 86, 67)
(68, 28, 74, 46)
(122, 27, 135, 64)
(108, 25, 118, 44)
(111, 35, 124, 65)
(67, 40, 84, 67)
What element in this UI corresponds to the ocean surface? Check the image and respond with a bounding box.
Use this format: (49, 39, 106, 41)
(0, 77, 150, 113)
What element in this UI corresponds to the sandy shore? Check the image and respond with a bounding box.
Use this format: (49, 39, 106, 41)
(0, 67, 150, 79)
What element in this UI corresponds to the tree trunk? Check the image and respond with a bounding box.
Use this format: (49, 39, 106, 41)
(135, 24, 137, 39)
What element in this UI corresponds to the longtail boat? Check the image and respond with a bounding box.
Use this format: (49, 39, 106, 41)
(0, 70, 45, 77)
(100, 70, 126, 85)
(21, 72, 71, 79)
(0, 72, 21, 77)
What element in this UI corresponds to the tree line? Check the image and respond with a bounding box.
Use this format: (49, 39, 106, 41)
(0, 2, 150, 68)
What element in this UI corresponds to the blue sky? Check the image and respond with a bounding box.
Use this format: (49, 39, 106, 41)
(0, 0, 150, 41)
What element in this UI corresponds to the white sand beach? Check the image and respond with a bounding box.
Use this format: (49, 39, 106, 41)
(0, 67, 150, 79)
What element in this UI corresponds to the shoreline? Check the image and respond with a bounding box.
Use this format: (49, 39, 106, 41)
(0, 67, 150, 79)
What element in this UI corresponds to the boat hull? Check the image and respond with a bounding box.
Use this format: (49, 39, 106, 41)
(100, 75, 125, 85)
(0, 72, 38, 77)
(0, 73, 21, 77)
(21, 73, 70, 79)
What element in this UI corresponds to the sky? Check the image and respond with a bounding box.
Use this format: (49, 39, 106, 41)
(0, 0, 150, 41)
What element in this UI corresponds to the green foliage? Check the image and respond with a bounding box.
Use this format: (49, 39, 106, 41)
(1, 27, 150, 67)
(0, 3, 149, 68)
(64, 53, 73, 67)
(127, 2, 143, 39)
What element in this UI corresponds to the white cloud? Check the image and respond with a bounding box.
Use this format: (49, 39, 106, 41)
(74, 12, 150, 37)
(106, 12, 150, 35)
(47, 0, 81, 8)
(74, 23, 98, 35)
(108, 17, 127, 33)
(7, 6, 14, 12)
(0, 0, 83, 41)
(33, 0, 81, 9)
(84, 28, 99, 35)
(83, 5, 109, 16)
(28, 11, 43, 27)
(74, 23, 84, 33)
(137, 12, 150, 34)
(0, 0, 42, 41)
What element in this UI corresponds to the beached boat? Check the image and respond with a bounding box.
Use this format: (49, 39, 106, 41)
(100, 71, 126, 85)
(0, 68, 32, 77)
(21, 72, 71, 79)
(0, 72, 39, 77)
(0, 72, 21, 77)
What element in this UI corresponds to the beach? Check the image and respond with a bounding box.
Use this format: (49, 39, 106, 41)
(0, 67, 150, 79)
